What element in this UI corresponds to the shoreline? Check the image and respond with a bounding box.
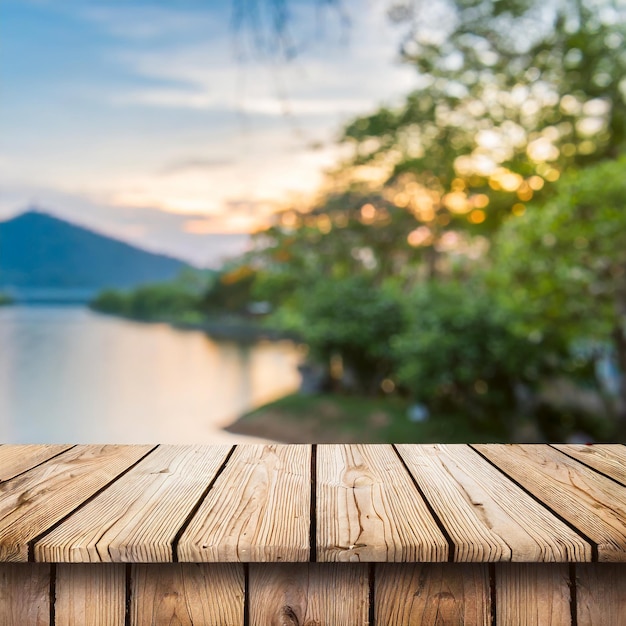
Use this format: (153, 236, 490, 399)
(89, 306, 300, 343)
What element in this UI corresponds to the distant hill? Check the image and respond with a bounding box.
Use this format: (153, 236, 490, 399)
(0, 210, 190, 298)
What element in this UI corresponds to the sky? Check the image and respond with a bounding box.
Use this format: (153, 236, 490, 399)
(0, 0, 418, 266)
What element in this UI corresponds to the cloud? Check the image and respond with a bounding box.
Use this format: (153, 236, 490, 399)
(160, 157, 235, 176)
(80, 5, 218, 42)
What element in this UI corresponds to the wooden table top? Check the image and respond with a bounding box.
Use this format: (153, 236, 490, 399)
(0, 443, 624, 564)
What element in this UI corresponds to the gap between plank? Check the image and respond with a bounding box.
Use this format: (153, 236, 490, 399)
(170, 445, 236, 562)
(468, 445, 599, 562)
(124, 564, 132, 626)
(49, 563, 56, 626)
(243, 563, 250, 626)
(309, 444, 317, 563)
(488, 563, 496, 626)
(0, 445, 78, 486)
(391, 444, 456, 562)
(27, 445, 160, 562)
(548, 444, 626, 488)
(569, 563, 578, 626)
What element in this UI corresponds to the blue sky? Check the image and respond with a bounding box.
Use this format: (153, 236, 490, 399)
(1, 0, 417, 266)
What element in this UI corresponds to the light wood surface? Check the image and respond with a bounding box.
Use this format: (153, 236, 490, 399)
(55, 564, 125, 626)
(0, 564, 50, 626)
(131, 563, 244, 626)
(396, 444, 590, 562)
(0, 444, 623, 563)
(375, 563, 490, 626)
(552, 444, 626, 485)
(0, 445, 73, 483)
(317, 444, 449, 562)
(495, 564, 571, 626)
(0, 445, 153, 561)
(473, 444, 626, 561)
(35, 445, 232, 562)
(576, 563, 626, 626)
(249, 563, 369, 626)
(177, 445, 311, 562)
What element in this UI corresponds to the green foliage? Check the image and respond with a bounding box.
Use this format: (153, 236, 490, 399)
(492, 157, 626, 434)
(91, 281, 200, 321)
(391, 281, 559, 431)
(295, 276, 405, 392)
(202, 264, 258, 315)
(0, 293, 13, 306)
(494, 157, 626, 340)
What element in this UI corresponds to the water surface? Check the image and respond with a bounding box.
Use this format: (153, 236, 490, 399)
(0, 307, 301, 443)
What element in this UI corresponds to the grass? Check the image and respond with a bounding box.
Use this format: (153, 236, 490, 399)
(226, 392, 507, 443)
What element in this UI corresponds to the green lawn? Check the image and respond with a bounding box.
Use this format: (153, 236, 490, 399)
(227, 393, 507, 443)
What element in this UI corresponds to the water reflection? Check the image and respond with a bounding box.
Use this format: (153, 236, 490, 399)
(0, 307, 301, 443)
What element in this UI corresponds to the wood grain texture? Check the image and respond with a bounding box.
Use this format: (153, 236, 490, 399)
(131, 564, 244, 626)
(474, 444, 626, 561)
(0, 564, 50, 626)
(495, 564, 570, 626)
(0, 445, 153, 561)
(249, 563, 369, 626)
(35, 445, 232, 562)
(376, 563, 490, 626)
(0, 445, 73, 483)
(317, 444, 449, 562)
(552, 444, 626, 485)
(576, 564, 626, 626)
(55, 564, 125, 626)
(177, 445, 311, 562)
(396, 445, 590, 562)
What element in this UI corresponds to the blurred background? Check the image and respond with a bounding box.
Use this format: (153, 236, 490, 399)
(1, 0, 625, 444)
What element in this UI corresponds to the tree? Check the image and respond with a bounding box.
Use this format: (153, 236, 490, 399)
(290, 275, 405, 393)
(493, 157, 626, 437)
(330, 0, 626, 276)
(391, 280, 566, 437)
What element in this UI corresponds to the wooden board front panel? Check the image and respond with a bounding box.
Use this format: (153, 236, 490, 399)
(55, 564, 125, 625)
(376, 563, 491, 626)
(249, 563, 369, 626)
(576, 564, 626, 626)
(495, 564, 570, 626)
(131, 564, 244, 626)
(0, 563, 50, 626)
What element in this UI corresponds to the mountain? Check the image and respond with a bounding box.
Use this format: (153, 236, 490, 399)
(0, 210, 190, 297)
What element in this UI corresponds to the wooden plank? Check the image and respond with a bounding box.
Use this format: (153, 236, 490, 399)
(0, 563, 50, 625)
(576, 564, 626, 626)
(375, 563, 490, 626)
(35, 445, 232, 562)
(552, 444, 626, 485)
(396, 444, 590, 562)
(249, 563, 368, 626)
(474, 444, 626, 561)
(495, 564, 570, 626)
(317, 444, 448, 562)
(177, 445, 310, 562)
(131, 564, 244, 626)
(0, 444, 153, 561)
(0, 445, 73, 482)
(55, 564, 125, 626)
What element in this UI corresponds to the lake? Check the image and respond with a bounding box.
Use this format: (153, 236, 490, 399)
(0, 306, 302, 443)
